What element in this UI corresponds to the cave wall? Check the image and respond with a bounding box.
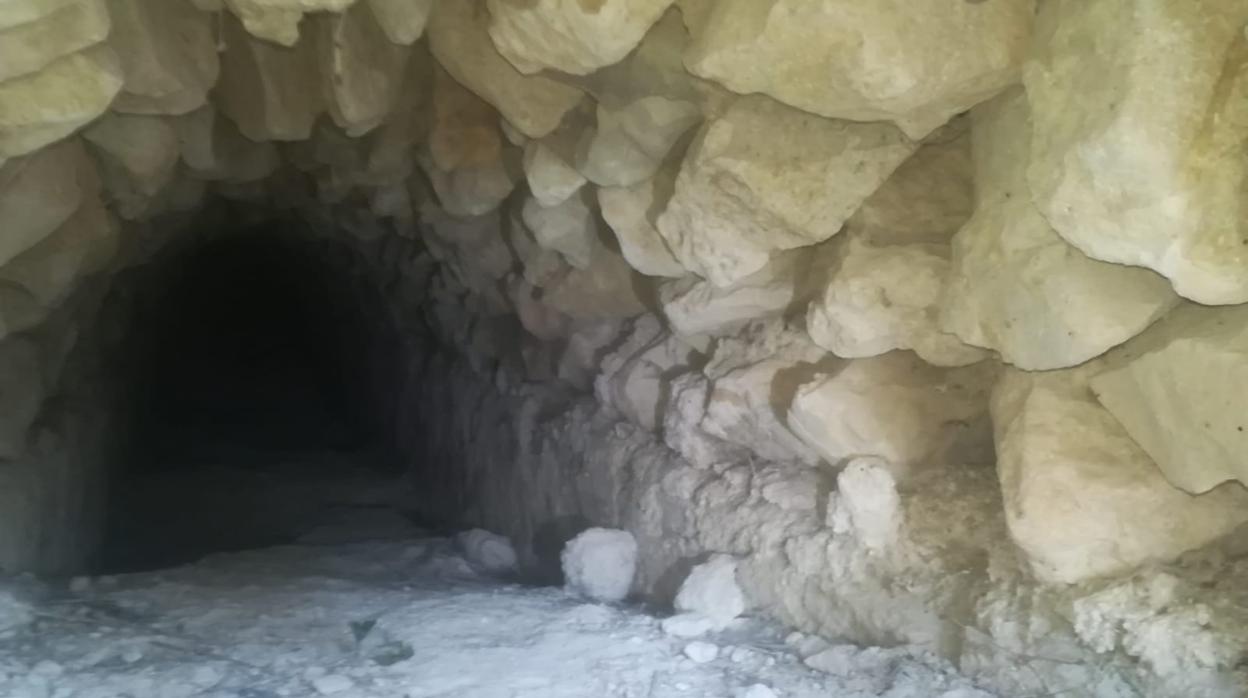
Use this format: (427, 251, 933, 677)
(2, 0, 1248, 695)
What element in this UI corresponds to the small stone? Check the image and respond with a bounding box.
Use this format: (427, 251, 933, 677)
(674, 555, 745, 628)
(661, 613, 715, 638)
(683, 641, 719, 663)
(311, 673, 353, 695)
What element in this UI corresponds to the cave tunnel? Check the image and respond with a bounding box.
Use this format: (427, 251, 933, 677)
(1, 0, 1247, 696)
(98, 220, 406, 573)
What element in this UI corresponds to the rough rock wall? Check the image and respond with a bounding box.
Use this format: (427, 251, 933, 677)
(2, 0, 1248, 695)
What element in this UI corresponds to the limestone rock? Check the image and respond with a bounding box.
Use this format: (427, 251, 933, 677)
(0, 336, 42, 459)
(661, 249, 822, 337)
(0, 45, 124, 158)
(0, 186, 118, 339)
(427, 0, 584, 139)
(684, 0, 1034, 139)
(0, 0, 110, 83)
(523, 140, 586, 208)
(674, 554, 746, 628)
(223, 0, 357, 46)
(578, 97, 701, 188)
(656, 95, 915, 287)
(216, 14, 324, 142)
(82, 112, 180, 219)
(561, 527, 637, 602)
(537, 244, 648, 323)
(1026, 0, 1248, 306)
(595, 315, 698, 431)
(992, 364, 1248, 584)
(365, 45, 434, 180)
(486, 0, 675, 76)
(172, 106, 279, 182)
(0, 0, 80, 29)
(598, 171, 685, 278)
(1091, 304, 1248, 493)
(315, 4, 411, 136)
(521, 189, 599, 270)
(807, 237, 988, 367)
(787, 352, 995, 475)
(0, 140, 89, 268)
(843, 121, 973, 246)
(366, 0, 432, 45)
(828, 457, 903, 552)
(941, 88, 1178, 371)
(107, 0, 219, 115)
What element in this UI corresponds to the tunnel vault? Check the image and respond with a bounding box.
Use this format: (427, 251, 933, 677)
(1, 1, 1248, 695)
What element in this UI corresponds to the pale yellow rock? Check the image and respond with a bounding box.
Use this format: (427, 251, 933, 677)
(567, 8, 703, 110)
(0, 45, 124, 158)
(215, 14, 324, 142)
(172, 105, 279, 182)
(0, 0, 110, 82)
(993, 363, 1248, 585)
(661, 249, 821, 337)
(365, 45, 434, 180)
(107, 0, 220, 115)
(577, 97, 700, 188)
(224, 0, 358, 46)
(523, 140, 586, 208)
(843, 120, 973, 246)
(82, 112, 180, 219)
(807, 237, 987, 368)
(598, 169, 685, 278)
(1091, 304, 1248, 493)
(486, 0, 675, 76)
(427, 0, 584, 139)
(366, 0, 432, 45)
(0, 0, 80, 29)
(941, 88, 1178, 371)
(656, 95, 916, 287)
(0, 140, 88, 269)
(521, 189, 598, 270)
(684, 0, 1033, 139)
(0, 185, 118, 339)
(314, 3, 410, 136)
(787, 352, 995, 475)
(1024, 0, 1248, 305)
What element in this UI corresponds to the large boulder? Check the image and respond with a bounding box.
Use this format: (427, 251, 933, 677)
(106, 0, 220, 115)
(521, 189, 599, 270)
(314, 3, 411, 136)
(656, 95, 915, 287)
(0, 140, 89, 268)
(215, 13, 324, 142)
(0, 0, 109, 83)
(486, 0, 675, 76)
(427, 0, 584, 139)
(222, 0, 356, 46)
(366, 0, 433, 45)
(82, 112, 180, 220)
(787, 352, 995, 476)
(683, 0, 1034, 139)
(941, 88, 1178, 371)
(1091, 304, 1248, 494)
(598, 168, 686, 278)
(172, 106, 279, 183)
(992, 363, 1248, 584)
(0, 45, 124, 158)
(806, 237, 987, 368)
(1024, 0, 1248, 305)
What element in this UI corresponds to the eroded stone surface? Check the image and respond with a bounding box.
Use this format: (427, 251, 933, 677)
(1024, 0, 1248, 305)
(107, 0, 220, 115)
(0, 0, 110, 83)
(427, 0, 584, 139)
(82, 112, 179, 219)
(578, 97, 701, 188)
(223, 0, 357, 46)
(0, 45, 124, 158)
(656, 95, 915, 287)
(598, 169, 685, 278)
(487, 0, 675, 76)
(172, 106, 279, 183)
(661, 250, 819, 337)
(942, 88, 1178, 371)
(684, 0, 1034, 138)
(315, 4, 411, 136)
(1091, 304, 1248, 493)
(367, 0, 433, 45)
(993, 363, 1248, 584)
(215, 14, 324, 142)
(0, 140, 89, 268)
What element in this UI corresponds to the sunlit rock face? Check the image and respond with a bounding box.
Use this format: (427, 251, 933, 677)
(4, 1, 1248, 695)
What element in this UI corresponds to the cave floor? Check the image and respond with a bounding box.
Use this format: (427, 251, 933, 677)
(0, 458, 992, 698)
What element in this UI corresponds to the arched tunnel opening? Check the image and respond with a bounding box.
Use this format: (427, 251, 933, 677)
(2, 1, 1248, 696)
(98, 221, 406, 573)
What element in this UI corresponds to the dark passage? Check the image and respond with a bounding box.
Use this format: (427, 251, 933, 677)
(96, 222, 405, 573)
